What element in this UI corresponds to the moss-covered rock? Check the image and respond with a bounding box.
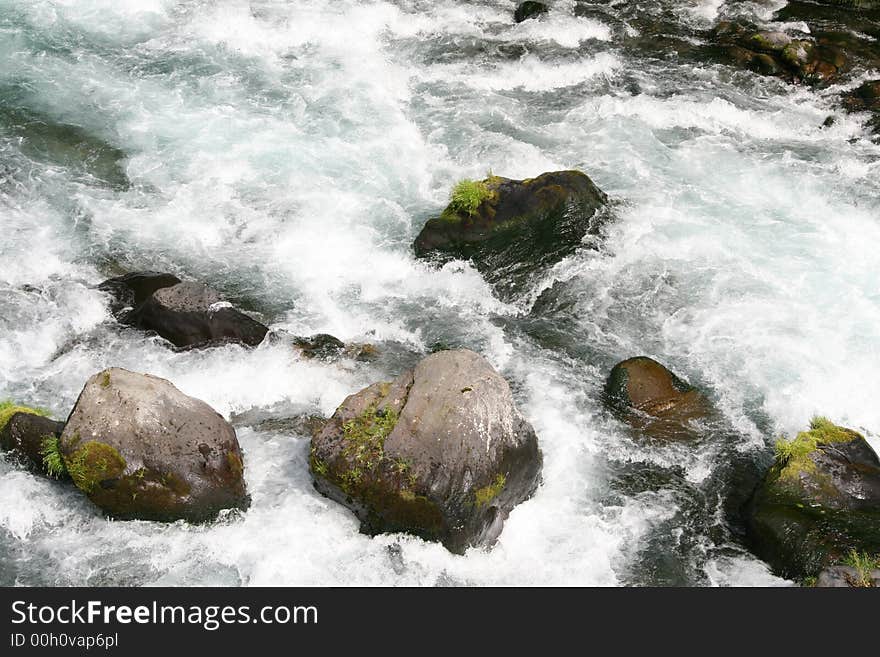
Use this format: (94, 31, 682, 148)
(0, 401, 47, 434)
(0, 402, 66, 477)
(747, 418, 880, 579)
(59, 368, 249, 522)
(310, 349, 542, 553)
(749, 31, 792, 53)
(708, 21, 849, 85)
(99, 272, 269, 349)
(292, 334, 378, 362)
(414, 171, 608, 296)
(604, 357, 713, 440)
(514, 2, 549, 23)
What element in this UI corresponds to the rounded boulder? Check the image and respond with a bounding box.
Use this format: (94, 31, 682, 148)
(59, 368, 249, 522)
(309, 349, 542, 553)
(604, 356, 712, 439)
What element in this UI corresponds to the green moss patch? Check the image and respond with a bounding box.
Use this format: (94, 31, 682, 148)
(64, 440, 127, 493)
(226, 451, 244, 478)
(474, 473, 506, 507)
(341, 404, 399, 472)
(774, 416, 861, 483)
(0, 400, 49, 433)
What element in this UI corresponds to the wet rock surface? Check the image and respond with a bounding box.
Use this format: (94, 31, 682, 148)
(0, 409, 65, 477)
(414, 171, 608, 297)
(747, 418, 880, 579)
(309, 349, 542, 553)
(99, 273, 269, 349)
(60, 368, 249, 522)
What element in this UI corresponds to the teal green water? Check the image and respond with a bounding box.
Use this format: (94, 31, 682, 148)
(0, 0, 878, 586)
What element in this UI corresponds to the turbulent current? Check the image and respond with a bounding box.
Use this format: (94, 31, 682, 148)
(1, 0, 879, 586)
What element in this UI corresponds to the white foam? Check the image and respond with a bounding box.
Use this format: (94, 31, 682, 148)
(424, 52, 621, 92)
(0, 0, 875, 587)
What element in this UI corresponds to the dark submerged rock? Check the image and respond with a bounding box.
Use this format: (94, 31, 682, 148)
(843, 79, 880, 111)
(414, 171, 608, 296)
(293, 334, 379, 362)
(514, 2, 549, 23)
(309, 349, 542, 553)
(604, 356, 713, 440)
(59, 368, 249, 522)
(707, 22, 849, 85)
(0, 406, 65, 477)
(270, 414, 327, 438)
(747, 418, 880, 579)
(843, 80, 880, 136)
(98, 271, 181, 316)
(0, 106, 130, 189)
(293, 334, 345, 359)
(231, 407, 327, 438)
(99, 273, 269, 349)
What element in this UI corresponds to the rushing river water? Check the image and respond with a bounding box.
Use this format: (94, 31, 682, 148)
(1, 0, 879, 586)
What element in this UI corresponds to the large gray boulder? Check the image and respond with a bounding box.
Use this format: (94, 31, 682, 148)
(59, 368, 249, 522)
(309, 349, 542, 553)
(99, 272, 269, 349)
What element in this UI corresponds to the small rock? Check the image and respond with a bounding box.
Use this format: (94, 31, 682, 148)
(100, 273, 269, 349)
(749, 31, 792, 53)
(294, 334, 346, 360)
(294, 334, 380, 362)
(843, 79, 880, 111)
(604, 357, 712, 440)
(0, 404, 65, 477)
(514, 2, 549, 23)
(814, 565, 880, 588)
(753, 53, 782, 75)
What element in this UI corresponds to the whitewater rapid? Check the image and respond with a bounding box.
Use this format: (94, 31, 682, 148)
(1, 0, 879, 586)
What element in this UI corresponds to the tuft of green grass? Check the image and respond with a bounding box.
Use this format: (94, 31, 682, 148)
(0, 400, 49, 433)
(65, 440, 126, 494)
(843, 550, 879, 587)
(99, 371, 111, 388)
(448, 179, 493, 217)
(40, 436, 66, 478)
(774, 416, 861, 482)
